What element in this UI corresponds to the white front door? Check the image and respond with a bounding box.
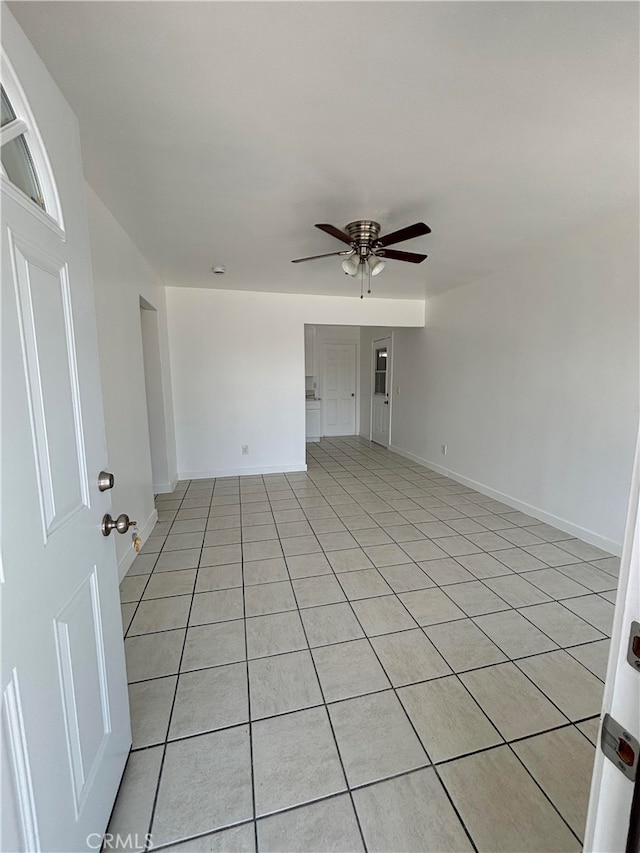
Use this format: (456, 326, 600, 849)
(322, 343, 357, 436)
(584, 428, 640, 851)
(371, 337, 392, 447)
(1, 15, 130, 853)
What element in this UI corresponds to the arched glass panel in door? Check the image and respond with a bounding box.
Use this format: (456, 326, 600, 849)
(0, 84, 46, 210)
(0, 53, 63, 228)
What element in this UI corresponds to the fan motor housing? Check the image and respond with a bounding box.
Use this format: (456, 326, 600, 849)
(345, 220, 381, 257)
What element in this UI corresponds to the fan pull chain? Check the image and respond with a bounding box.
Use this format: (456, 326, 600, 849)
(360, 258, 364, 299)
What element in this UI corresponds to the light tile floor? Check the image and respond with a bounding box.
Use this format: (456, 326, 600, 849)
(111, 437, 619, 852)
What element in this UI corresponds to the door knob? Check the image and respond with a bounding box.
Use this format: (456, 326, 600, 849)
(384, 400, 389, 405)
(351, 393, 355, 397)
(101, 513, 136, 536)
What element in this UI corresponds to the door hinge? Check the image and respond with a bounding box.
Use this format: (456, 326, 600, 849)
(601, 713, 639, 782)
(627, 621, 640, 672)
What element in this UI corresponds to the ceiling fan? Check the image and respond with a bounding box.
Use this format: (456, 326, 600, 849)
(291, 219, 431, 296)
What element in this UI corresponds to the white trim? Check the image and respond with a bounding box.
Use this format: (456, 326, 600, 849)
(117, 507, 157, 582)
(0, 176, 66, 240)
(0, 117, 27, 146)
(178, 463, 307, 480)
(2, 670, 41, 852)
(153, 479, 178, 495)
(389, 443, 622, 556)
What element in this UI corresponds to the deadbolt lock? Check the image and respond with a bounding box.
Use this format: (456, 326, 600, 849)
(97, 471, 115, 491)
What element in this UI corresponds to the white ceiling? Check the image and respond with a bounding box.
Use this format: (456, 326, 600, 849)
(9, 1, 639, 299)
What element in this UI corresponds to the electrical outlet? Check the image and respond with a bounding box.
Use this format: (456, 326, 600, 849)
(242, 444, 249, 455)
(441, 444, 447, 455)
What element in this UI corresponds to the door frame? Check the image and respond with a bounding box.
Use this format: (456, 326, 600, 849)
(370, 333, 394, 447)
(319, 340, 359, 437)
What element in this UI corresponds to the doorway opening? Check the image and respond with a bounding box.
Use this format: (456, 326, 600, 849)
(140, 297, 169, 491)
(304, 325, 360, 442)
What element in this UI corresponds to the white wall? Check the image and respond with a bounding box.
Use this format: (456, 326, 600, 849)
(87, 186, 177, 578)
(315, 325, 361, 345)
(166, 288, 424, 478)
(388, 209, 639, 553)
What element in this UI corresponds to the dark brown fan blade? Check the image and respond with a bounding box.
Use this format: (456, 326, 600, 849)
(292, 250, 352, 263)
(376, 222, 431, 247)
(315, 223, 353, 245)
(376, 249, 428, 264)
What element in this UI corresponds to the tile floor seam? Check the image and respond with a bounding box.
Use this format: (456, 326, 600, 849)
(514, 598, 608, 646)
(454, 607, 601, 724)
(505, 739, 586, 847)
(555, 595, 614, 635)
(123, 479, 195, 848)
(283, 552, 371, 853)
(512, 643, 608, 696)
(146, 479, 207, 851)
(240, 489, 260, 853)
(123, 615, 609, 681)
(324, 560, 482, 851)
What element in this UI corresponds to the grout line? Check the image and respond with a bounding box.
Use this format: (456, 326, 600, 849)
(283, 550, 370, 853)
(239, 484, 259, 853)
(110, 480, 191, 846)
(145, 479, 207, 851)
(506, 741, 585, 846)
(324, 565, 479, 852)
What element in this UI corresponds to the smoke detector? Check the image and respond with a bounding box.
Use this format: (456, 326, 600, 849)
(211, 265, 226, 275)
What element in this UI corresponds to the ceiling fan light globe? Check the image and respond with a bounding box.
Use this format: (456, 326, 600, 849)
(368, 255, 386, 276)
(341, 256, 360, 275)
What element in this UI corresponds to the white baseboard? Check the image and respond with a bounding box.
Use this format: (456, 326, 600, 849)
(117, 507, 158, 582)
(389, 444, 622, 557)
(153, 479, 178, 494)
(177, 463, 307, 480)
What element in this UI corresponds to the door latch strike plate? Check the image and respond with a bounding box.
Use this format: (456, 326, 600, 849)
(601, 713, 639, 781)
(627, 621, 640, 672)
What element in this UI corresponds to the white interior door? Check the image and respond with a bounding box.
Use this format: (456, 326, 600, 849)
(322, 343, 357, 436)
(371, 337, 392, 447)
(1, 15, 130, 853)
(584, 427, 640, 851)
